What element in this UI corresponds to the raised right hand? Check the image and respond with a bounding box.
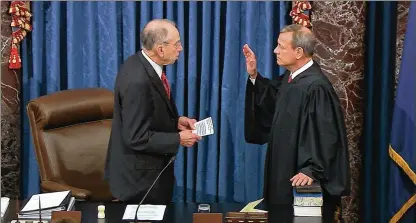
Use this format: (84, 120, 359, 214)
(242, 44, 257, 78)
(179, 130, 201, 147)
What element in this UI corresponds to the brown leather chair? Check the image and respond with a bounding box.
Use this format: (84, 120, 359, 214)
(26, 88, 114, 201)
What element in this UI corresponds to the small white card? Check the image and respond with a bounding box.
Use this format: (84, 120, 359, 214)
(1, 197, 10, 217)
(122, 204, 166, 221)
(192, 117, 214, 136)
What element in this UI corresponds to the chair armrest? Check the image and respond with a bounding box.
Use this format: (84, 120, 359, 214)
(41, 181, 92, 200)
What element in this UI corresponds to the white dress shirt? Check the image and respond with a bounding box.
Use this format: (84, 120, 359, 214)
(142, 50, 163, 79)
(250, 59, 314, 85)
(289, 59, 313, 80)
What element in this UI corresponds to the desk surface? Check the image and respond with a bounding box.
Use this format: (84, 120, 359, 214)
(3, 200, 322, 223)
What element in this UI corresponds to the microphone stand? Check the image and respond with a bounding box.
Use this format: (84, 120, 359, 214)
(15, 197, 20, 223)
(38, 195, 42, 223)
(133, 156, 176, 222)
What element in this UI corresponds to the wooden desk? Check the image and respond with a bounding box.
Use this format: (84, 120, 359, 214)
(3, 200, 322, 223)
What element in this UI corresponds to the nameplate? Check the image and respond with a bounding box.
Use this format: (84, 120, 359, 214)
(193, 213, 223, 223)
(51, 211, 81, 223)
(11, 221, 48, 223)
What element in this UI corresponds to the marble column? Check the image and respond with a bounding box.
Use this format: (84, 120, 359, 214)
(395, 1, 411, 85)
(311, 2, 366, 222)
(1, 1, 21, 198)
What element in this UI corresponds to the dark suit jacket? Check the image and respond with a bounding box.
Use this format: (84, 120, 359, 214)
(104, 52, 180, 203)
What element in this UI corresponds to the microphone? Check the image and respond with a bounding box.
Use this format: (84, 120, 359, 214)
(133, 156, 176, 222)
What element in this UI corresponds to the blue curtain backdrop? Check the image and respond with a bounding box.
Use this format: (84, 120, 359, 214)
(363, 1, 398, 223)
(388, 2, 416, 222)
(21, 1, 290, 202)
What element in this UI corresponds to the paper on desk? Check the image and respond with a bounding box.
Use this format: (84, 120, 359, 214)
(122, 204, 166, 221)
(20, 190, 70, 212)
(252, 209, 268, 213)
(192, 117, 214, 136)
(1, 197, 10, 217)
(240, 198, 264, 212)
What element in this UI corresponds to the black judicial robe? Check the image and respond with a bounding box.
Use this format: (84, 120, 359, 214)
(245, 62, 350, 204)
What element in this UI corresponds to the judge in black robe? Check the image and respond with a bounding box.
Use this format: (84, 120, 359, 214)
(243, 25, 350, 220)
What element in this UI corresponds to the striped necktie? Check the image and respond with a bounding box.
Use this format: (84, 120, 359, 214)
(161, 71, 171, 99)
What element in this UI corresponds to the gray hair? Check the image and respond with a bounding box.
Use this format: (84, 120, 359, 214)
(280, 24, 316, 57)
(140, 19, 176, 50)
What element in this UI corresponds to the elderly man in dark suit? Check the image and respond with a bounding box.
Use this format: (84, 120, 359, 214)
(105, 19, 201, 204)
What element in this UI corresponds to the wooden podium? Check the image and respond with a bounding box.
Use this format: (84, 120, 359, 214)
(224, 212, 268, 223)
(193, 213, 223, 223)
(51, 211, 82, 223)
(193, 212, 267, 223)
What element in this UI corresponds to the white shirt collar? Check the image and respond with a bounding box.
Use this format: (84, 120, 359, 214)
(141, 50, 163, 79)
(290, 59, 314, 80)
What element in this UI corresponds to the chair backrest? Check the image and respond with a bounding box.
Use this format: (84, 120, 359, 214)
(26, 88, 114, 201)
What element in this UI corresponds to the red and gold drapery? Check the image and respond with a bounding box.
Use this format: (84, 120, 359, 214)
(290, 1, 312, 27)
(8, 1, 32, 69)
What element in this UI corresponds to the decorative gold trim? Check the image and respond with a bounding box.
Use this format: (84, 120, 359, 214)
(389, 194, 416, 223)
(388, 145, 416, 223)
(389, 145, 416, 185)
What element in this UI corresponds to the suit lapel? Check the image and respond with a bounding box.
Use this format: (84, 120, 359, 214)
(137, 53, 177, 117)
